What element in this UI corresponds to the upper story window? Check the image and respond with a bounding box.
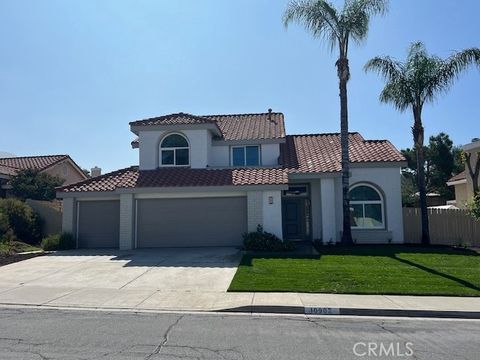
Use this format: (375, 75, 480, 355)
(231, 146, 260, 167)
(160, 133, 189, 166)
(349, 184, 384, 229)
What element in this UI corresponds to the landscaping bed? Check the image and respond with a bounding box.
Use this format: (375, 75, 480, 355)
(228, 245, 480, 296)
(0, 241, 44, 267)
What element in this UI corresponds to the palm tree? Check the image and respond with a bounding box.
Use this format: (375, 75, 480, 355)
(283, 0, 389, 244)
(365, 42, 480, 244)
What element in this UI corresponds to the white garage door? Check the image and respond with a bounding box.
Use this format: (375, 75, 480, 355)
(136, 197, 247, 247)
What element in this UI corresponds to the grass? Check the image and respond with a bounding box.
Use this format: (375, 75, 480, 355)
(228, 245, 480, 296)
(0, 241, 42, 256)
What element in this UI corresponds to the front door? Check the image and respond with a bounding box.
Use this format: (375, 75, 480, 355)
(282, 198, 306, 240)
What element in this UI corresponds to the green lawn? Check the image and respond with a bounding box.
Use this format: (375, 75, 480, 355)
(228, 245, 480, 296)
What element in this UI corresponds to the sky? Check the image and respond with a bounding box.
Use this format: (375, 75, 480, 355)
(0, 0, 479, 173)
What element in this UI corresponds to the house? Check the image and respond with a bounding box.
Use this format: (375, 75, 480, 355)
(57, 111, 406, 249)
(0, 155, 88, 198)
(447, 138, 480, 208)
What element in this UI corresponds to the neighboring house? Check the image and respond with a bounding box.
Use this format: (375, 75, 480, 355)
(57, 111, 406, 249)
(446, 170, 468, 209)
(447, 138, 480, 208)
(0, 155, 88, 198)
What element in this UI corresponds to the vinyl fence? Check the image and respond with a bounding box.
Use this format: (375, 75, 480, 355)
(403, 208, 480, 247)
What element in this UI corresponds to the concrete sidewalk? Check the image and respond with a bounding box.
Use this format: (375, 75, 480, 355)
(0, 284, 479, 318)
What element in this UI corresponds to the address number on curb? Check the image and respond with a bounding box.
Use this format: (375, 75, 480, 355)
(305, 307, 340, 315)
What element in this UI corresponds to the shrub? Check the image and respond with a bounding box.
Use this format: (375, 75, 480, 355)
(9, 169, 64, 201)
(41, 233, 76, 251)
(0, 198, 42, 244)
(467, 194, 480, 221)
(243, 225, 295, 251)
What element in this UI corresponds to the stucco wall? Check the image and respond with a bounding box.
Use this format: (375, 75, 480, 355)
(210, 145, 230, 167)
(261, 144, 280, 166)
(262, 190, 283, 239)
(44, 160, 86, 186)
(138, 129, 210, 170)
(338, 166, 404, 243)
(454, 183, 468, 209)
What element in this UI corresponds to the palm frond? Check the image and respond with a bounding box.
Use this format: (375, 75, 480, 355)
(364, 56, 403, 81)
(283, 0, 341, 52)
(342, 0, 389, 44)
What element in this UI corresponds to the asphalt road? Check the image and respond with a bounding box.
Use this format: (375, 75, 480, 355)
(0, 307, 478, 360)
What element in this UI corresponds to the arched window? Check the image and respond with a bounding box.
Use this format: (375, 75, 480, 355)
(349, 184, 384, 229)
(160, 133, 189, 166)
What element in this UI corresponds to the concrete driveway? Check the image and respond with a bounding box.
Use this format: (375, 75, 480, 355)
(0, 247, 245, 310)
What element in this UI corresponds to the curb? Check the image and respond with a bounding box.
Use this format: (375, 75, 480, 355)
(219, 305, 480, 319)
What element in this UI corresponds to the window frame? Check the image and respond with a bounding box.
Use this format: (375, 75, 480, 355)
(159, 133, 190, 167)
(349, 183, 385, 230)
(230, 145, 261, 167)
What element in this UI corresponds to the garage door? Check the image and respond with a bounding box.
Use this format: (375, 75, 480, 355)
(136, 197, 247, 247)
(77, 200, 120, 248)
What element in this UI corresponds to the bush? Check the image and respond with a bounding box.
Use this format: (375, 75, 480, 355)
(41, 233, 76, 251)
(467, 194, 480, 220)
(243, 225, 295, 251)
(0, 199, 42, 244)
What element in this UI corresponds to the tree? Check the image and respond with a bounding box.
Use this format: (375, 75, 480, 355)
(365, 42, 480, 244)
(283, 0, 389, 243)
(465, 151, 480, 195)
(9, 169, 65, 201)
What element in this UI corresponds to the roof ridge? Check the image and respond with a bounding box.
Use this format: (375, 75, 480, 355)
(0, 154, 68, 160)
(202, 112, 284, 118)
(130, 112, 217, 125)
(287, 132, 360, 137)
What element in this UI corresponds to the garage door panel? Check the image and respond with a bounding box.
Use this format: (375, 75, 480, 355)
(136, 197, 247, 247)
(78, 200, 120, 248)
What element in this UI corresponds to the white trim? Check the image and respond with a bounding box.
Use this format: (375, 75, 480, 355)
(75, 197, 119, 201)
(134, 191, 246, 199)
(350, 183, 385, 230)
(134, 199, 138, 249)
(230, 145, 261, 167)
(447, 179, 467, 186)
(75, 201, 80, 249)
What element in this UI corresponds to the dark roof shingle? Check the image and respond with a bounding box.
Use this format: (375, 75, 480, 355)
(448, 170, 466, 183)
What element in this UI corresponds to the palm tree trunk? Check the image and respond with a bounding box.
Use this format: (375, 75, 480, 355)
(338, 57, 353, 244)
(412, 107, 430, 244)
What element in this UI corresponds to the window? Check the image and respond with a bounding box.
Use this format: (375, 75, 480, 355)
(349, 184, 384, 229)
(231, 146, 260, 166)
(160, 133, 189, 166)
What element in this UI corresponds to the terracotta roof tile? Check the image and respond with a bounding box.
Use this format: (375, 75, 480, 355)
(205, 112, 285, 141)
(0, 155, 69, 172)
(0, 164, 18, 176)
(130, 112, 286, 141)
(281, 133, 405, 173)
(59, 167, 288, 193)
(448, 170, 466, 183)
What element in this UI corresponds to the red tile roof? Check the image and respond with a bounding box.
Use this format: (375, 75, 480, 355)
(281, 133, 405, 173)
(59, 132, 405, 193)
(130, 111, 286, 142)
(448, 170, 466, 183)
(0, 155, 69, 172)
(58, 167, 288, 193)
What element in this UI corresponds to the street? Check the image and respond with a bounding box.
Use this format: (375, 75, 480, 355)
(0, 307, 478, 359)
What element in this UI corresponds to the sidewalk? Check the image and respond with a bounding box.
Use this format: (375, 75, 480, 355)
(0, 283, 479, 318)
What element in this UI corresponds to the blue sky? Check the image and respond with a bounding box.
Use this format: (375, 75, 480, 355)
(1, 0, 479, 172)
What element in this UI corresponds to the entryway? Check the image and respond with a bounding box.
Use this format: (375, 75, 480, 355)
(281, 185, 311, 241)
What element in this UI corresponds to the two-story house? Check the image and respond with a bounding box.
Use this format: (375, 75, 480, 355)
(58, 111, 406, 249)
